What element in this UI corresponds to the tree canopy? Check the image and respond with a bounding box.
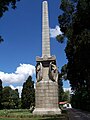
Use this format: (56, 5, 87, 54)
(2, 86, 19, 109)
(0, 0, 20, 17)
(58, 0, 90, 111)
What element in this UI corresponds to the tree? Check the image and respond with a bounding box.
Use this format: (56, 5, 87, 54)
(2, 86, 19, 109)
(0, 79, 3, 109)
(21, 76, 35, 109)
(2, 86, 12, 109)
(0, 0, 20, 17)
(9, 89, 19, 109)
(58, 0, 90, 111)
(62, 91, 70, 102)
(58, 73, 70, 102)
(58, 73, 64, 102)
(0, 0, 20, 42)
(0, 36, 4, 43)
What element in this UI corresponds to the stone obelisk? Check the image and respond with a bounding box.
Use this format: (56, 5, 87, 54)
(42, 1, 50, 57)
(33, 1, 61, 115)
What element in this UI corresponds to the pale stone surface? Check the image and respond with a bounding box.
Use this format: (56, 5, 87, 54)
(33, 80, 61, 115)
(35, 81, 59, 108)
(33, 108, 61, 115)
(33, 58, 61, 115)
(42, 1, 50, 57)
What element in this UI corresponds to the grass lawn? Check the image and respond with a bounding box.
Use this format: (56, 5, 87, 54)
(0, 109, 68, 120)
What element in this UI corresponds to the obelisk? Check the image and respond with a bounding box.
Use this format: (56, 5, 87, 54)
(33, 1, 61, 115)
(42, 1, 50, 57)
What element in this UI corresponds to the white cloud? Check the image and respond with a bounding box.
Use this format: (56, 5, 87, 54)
(9, 85, 23, 97)
(64, 87, 72, 93)
(50, 25, 63, 38)
(0, 64, 35, 84)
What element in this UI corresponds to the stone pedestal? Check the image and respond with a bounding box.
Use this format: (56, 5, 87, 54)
(33, 80, 61, 115)
(33, 57, 61, 115)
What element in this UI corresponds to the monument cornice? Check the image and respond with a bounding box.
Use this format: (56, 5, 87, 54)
(36, 55, 56, 62)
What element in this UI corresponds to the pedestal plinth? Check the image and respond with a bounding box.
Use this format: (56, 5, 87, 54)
(33, 56, 61, 115)
(33, 80, 61, 115)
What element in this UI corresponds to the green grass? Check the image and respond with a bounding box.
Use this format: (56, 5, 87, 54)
(0, 118, 17, 120)
(0, 109, 68, 120)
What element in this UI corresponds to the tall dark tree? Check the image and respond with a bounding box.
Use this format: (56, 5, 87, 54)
(58, 73, 64, 102)
(0, 79, 3, 109)
(21, 76, 35, 109)
(0, 0, 20, 42)
(58, 0, 90, 111)
(14, 89, 19, 108)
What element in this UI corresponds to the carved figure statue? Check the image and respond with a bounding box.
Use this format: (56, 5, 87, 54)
(49, 61, 58, 82)
(36, 62, 43, 82)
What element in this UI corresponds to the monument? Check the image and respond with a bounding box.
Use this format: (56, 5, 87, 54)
(33, 1, 61, 115)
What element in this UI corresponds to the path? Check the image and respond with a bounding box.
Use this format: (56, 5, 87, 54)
(67, 108, 90, 120)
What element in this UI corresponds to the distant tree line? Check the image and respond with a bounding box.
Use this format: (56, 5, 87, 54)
(0, 76, 35, 109)
(0, 74, 70, 110)
(58, 0, 90, 111)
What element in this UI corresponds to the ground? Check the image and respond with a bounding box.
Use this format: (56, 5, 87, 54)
(1, 108, 90, 120)
(67, 108, 90, 120)
(0, 109, 68, 120)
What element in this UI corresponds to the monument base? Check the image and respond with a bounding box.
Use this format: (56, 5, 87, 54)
(33, 108, 61, 115)
(33, 80, 61, 115)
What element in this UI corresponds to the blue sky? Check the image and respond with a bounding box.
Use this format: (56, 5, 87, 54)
(0, 0, 70, 95)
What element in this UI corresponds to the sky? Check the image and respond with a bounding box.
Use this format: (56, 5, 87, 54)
(0, 0, 70, 96)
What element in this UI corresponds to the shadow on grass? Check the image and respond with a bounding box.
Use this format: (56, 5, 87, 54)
(39, 118, 65, 120)
(33, 114, 68, 120)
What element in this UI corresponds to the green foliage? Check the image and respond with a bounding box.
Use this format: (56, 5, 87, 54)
(60, 64, 67, 80)
(58, 73, 64, 102)
(21, 76, 35, 109)
(0, 36, 4, 43)
(0, 79, 3, 109)
(62, 91, 70, 102)
(2, 86, 19, 109)
(0, 0, 20, 17)
(0, 0, 20, 43)
(58, 73, 70, 102)
(58, 0, 90, 111)
(56, 35, 64, 43)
